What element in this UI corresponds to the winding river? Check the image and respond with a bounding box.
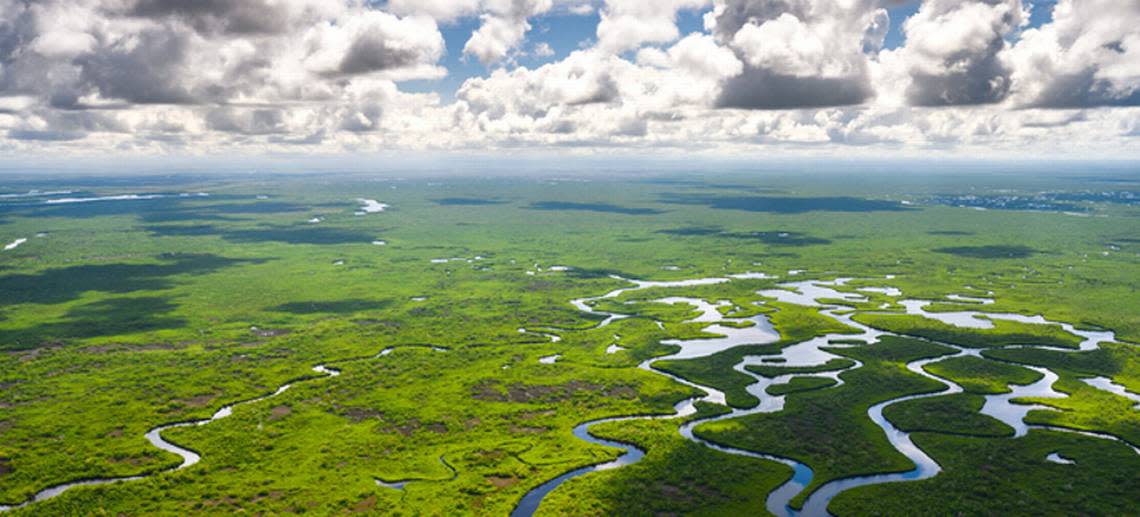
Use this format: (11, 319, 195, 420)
(513, 274, 1139, 517)
(5, 272, 1136, 515)
(0, 346, 447, 513)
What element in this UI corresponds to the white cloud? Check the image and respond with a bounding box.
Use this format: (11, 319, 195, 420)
(664, 33, 742, 79)
(732, 13, 850, 78)
(386, 0, 482, 23)
(532, 42, 556, 58)
(1006, 0, 1140, 107)
(595, 0, 709, 54)
(888, 0, 1027, 106)
(463, 0, 554, 65)
(302, 12, 445, 78)
(0, 0, 1138, 159)
(710, 0, 886, 109)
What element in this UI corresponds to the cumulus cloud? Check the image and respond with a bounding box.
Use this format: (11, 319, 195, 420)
(1006, 0, 1140, 108)
(120, 0, 332, 36)
(463, 0, 554, 65)
(0, 0, 447, 144)
(709, 0, 886, 109)
(304, 12, 445, 78)
(0, 0, 1138, 158)
(532, 42, 555, 58)
(386, 0, 482, 23)
(889, 0, 1026, 106)
(75, 25, 200, 105)
(595, 0, 710, 54)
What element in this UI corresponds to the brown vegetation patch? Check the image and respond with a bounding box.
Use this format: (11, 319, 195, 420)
(8, 344, 62, 362)
(269, 405, 291, 421)
(250, 490, 284, 503)
(487, 476, 519, 489)
(472, 380, 638, 403)
(659, 483, 693, 504)
(607, 385, 638, 399)
(525, 280, 557, 291)
(203, 495, 240, 507)
(109, 455, 147, 467)
(351, 495, 377, 513)
(510, 425, 547, 435)
(353, 319, 402, 328)
(383, 418, 424, 437)
(474, 449, 507, 461)
(81, 342, 178, 354)
(517, 409, 556, 420)
(338, 406, 385, 423)
(175, 394, 218, 409)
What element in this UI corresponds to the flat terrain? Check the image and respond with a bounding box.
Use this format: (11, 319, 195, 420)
(0, 169, 1137, 515)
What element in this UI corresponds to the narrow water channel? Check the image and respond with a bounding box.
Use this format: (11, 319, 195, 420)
(512, 275, 1136, 517)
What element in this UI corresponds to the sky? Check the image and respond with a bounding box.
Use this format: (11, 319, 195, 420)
(0, 0, 1138, 166)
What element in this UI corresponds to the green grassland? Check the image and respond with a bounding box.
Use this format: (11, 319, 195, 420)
(746, 358, 856, 377)
(830, 430, 1140, 516)
(765, 376, 838, 396)
(883, 393, 1015, 437)
(0, 170, 1137, 514)
(923, 356, 1044, 394)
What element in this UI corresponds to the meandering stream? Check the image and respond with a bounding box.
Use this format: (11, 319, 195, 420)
(0, 364, 341, 512)
(5, 272, 1135, 515)
(513, 274, 1137, 517)
(0, 346, 451, 513)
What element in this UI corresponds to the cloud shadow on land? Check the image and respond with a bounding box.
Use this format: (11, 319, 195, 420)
(432, 198, 510, 206)
(934, 245, 1037, 259)
(526, 201, 664, 215)
(222, 226, 381, 245)
(144, 223, 381, 245)
(720, 231, 831, 247)
(658, 194, 912, 214)
(0, 254, 261, 307)
(656, 226, 830, 247)
(565, 267, 634, 280)
(3, 296, 186, 351)
(270, 299, 392, 315)
(656, 226, 722, 236)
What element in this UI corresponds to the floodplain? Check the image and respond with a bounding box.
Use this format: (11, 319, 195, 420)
(0, 168, 1137, 515)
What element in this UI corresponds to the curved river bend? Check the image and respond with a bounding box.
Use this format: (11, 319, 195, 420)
(5, 273, 1135, 515)
(0, 346, 448, 513)
(513, 275, 1138, 517)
